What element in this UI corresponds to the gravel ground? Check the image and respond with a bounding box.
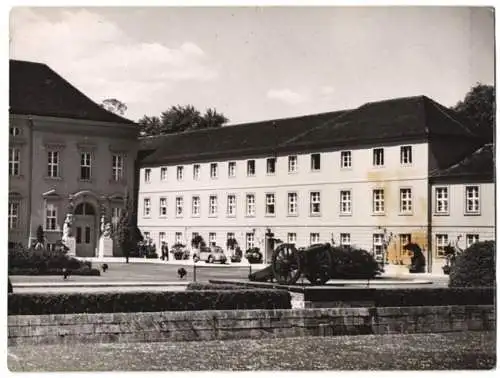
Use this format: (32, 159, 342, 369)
(8, 331, 495, 371)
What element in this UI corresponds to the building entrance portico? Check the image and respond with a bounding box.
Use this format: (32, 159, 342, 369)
(73, 202, 97, 257)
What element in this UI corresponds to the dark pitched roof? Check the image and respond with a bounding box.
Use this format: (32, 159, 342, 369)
(284, 96, 477, 150)
(9, 59, 135, 124)
(140, 110, 348, 165)
(140, 95, 482, 166)
(430, 143, 494, 181)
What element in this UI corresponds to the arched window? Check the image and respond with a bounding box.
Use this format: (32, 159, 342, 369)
(74, 202, 95, 215)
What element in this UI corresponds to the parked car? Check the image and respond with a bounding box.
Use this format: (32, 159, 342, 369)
(193, 245, 227, 264)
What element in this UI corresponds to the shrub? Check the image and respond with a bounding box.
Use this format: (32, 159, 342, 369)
(449, 240, 495, 287)
(8, 290, 291, 315)
(187, 282, 252, 290)
(329, 246, 382, 279)
(171, 244, 189, 260)
(226, 238, 238, 250)
(8, 247, 96, 275)
(245, 247, 263, 264)
(191, 235, 205, 249)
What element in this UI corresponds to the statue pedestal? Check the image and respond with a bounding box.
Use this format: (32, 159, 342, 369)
(65, 237, 76, 256)
(98, 236, 113, 259)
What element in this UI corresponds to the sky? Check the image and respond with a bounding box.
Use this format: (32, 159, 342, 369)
(9, 6, 495, 125)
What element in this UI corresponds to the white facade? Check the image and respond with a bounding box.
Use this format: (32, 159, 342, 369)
(138, 142, 432, 264)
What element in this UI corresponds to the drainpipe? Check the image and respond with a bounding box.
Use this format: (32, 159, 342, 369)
(427, 179, 433, 273)
(27, 116, 34, 247)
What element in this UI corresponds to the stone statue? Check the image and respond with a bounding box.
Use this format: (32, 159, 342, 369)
(103, 222, 112, 238)
(100, 214, 106, 235)
(62, 213, 73, 241)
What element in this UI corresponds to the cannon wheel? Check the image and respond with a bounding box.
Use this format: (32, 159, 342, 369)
(305, 247, 332, 285)
(272, 243, 302, 285)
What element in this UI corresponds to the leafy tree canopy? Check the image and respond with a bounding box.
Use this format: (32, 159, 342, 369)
(452, 83, 495, 141)
(101, 98, 128, 116)
(138, 105, 229, 136)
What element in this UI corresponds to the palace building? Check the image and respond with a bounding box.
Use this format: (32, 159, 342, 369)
(137, 95, 494, 273)
(8, 60, 139, 256)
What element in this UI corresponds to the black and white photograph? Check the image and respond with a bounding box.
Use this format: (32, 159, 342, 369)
(4, 1, 497, 373)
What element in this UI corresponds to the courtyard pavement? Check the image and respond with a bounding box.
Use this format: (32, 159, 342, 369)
(8, 331, 495, 371)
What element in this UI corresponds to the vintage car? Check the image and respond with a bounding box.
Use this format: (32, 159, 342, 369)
(193, 245, 227, 264)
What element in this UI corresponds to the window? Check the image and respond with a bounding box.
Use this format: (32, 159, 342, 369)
(400, 146, 412, 165)
(265, 193, 275, 215)
(227, 232, 235, 242)
(266, 158, 276, 174)
(340, 190, 352, 215)
(159, 232, 166, 245)
(373, 148, 384, 166)
(400, 188, 413, 214)
(144, 168, 151, 183)
(8, 201, 19, 229)
(288, 155, 297, 173)
(10, 126, 20, 136)
(340, 233, 351, 247)
(209, 232, 216, 246)
(143, 231, 150, 241)
(311, 153, 321, 171)
(246, 233, 255, 250)
(176, 166, 184, 181)
(175, 232, 183, 244)
(47, 151, 59, 178)
(287, 233, 297, 244)
(228, 161, 236, 177)
(111, 207, 122, 226)
(159, 197, 167, 217)
(310, 192, 321, 215)
(210, 163, 218, 179)
(80, 152, 92, 180)
(227, 195, 236, 216)
(373, 189, 385, 214)
(340, 151, 352, 169)
(46, 243, 56, 251)
(372, 234, 384, 261)
(435, 187, 449, 214)
(193, 164, 200, 180)
(209, 195, 218, 216)
(176, 196, 184, 217)
(192, 196, 200, 216)
(9, 148, 20, 176)
(160, 167, 167, 181)
(436, 234, 449, 257)
(246, 194, 255, 216)
(399, 234, 412, 255)
(112, 154, 124, 181)
(310, 233, 320, 244)
(466, 234, 479, 248)
(247, 160, 255, 176)
(45, 203, 57, 230)
(465, 186, 480, 214)
(288, 192, 298, 215)
(143, 198, 151, 217)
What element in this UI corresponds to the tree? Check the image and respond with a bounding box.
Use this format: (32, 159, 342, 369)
(452, 83, 495, 141)
(114, 194, 143, 263)
(101, 98, 128, 116)
(138, 105, 229, 136)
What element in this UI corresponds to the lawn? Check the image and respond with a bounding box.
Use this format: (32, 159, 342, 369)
(8, 331, 495, 371)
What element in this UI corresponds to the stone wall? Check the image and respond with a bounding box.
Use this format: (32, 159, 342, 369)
(8, 305, 494, 346)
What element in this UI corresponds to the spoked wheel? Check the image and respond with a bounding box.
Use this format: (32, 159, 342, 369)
(272, 243, 301, 285)
(305, 247, 332, 285)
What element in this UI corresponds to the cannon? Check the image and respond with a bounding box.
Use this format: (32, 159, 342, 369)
(248, 242, 336, 285)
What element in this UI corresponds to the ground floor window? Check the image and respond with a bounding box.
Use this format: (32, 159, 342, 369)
(287, 233, 297, 245)
(246, 233, 255, 250)
(435, 234, 448, 257)
(466, 234, 479, 248)
(310, 232, 320, 244)
(340, 233, 350, 247)
(372, 233, 385, 261)
(175, 232, 183, 244)
(8, 200, 19, 229)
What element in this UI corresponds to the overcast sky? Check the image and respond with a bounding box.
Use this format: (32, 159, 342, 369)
(9, 6, 495, 124)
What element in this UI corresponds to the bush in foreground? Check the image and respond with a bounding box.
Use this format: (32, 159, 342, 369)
(8, 247, 97, 275)
(449, 240, 495, 287)
(8, 267, 101, 276)
(8, 290, 292, 315)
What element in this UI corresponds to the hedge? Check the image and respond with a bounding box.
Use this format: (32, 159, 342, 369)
(9, 247, 94, 272)
(8, 290, 292, 315)
(449, 240, 495, 287)
(329, 246, 382, 279)
(303, 287, 495, 307)
(8, 267, 101, 276)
